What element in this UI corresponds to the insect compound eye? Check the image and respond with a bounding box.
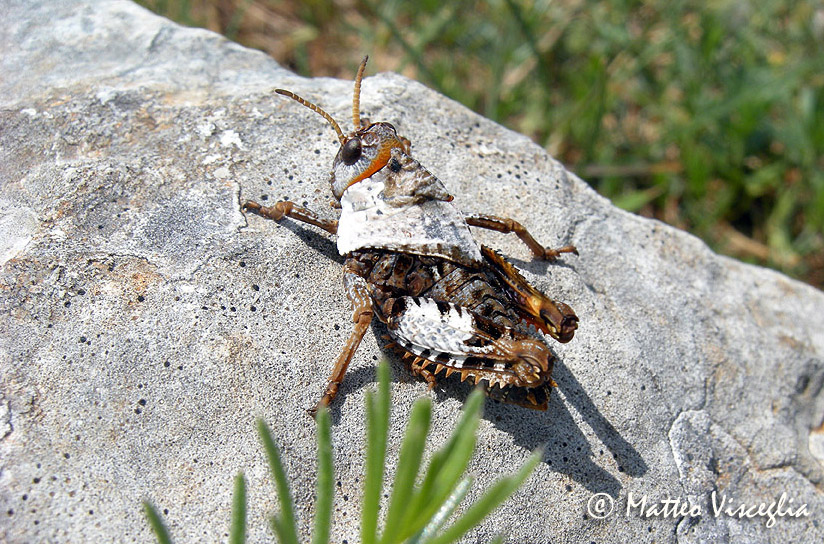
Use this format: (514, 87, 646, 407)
(341, 137, 362, 166)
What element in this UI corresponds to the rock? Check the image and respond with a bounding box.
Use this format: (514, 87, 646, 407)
(1, 1, 823, 542)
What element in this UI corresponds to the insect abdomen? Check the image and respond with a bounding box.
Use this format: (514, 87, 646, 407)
(347, 249, 556, 409)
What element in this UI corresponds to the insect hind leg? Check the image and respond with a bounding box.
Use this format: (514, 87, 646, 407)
(309, 266, 373, 416)
(481, 246, 578, 343)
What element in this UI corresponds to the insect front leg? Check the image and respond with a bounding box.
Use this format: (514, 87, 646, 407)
(243, 200, 338, 235)
(465, 213, 577, 260)
(308, 265, 374, 416)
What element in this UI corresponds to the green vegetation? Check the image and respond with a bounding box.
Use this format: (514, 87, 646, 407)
(143, 363, 539, 543)
(138, 0, 824, 286)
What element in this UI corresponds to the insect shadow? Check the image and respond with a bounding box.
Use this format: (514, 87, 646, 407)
(485, 358, 648, 497)
(277, 216, 344, 265)
(272, 219, 644, 496)
(336, 335, 647, 498)
(506, 254, 579, 276)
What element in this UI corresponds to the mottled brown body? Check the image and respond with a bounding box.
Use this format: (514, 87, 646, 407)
(344, 247, 575, 410)
(348, 250, 521, 328)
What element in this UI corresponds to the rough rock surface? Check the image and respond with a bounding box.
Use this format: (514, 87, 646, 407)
(2, 1, 823, 543)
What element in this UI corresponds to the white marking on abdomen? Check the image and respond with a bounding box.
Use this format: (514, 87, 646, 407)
(393, 298, 476, 354)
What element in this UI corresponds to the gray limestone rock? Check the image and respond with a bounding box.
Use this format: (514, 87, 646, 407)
(2, 1, 823, 543)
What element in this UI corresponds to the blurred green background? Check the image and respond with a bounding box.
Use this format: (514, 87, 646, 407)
(138, 0, 824, 288)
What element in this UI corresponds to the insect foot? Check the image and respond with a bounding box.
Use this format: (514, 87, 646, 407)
(243, 56, 579, 414)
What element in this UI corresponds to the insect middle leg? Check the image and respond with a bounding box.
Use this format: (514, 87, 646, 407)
(309, 265, 374, 416)
(465, 213, 577, 260)
(243, 200, 338, 235)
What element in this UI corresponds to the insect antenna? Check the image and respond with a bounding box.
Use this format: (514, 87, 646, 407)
(352, 55, 368, 131)
(274, 89, 346, 144)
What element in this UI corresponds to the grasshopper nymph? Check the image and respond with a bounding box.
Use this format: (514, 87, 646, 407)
(244, 57, 578, 414)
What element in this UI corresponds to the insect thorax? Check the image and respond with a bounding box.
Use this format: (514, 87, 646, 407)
(335, 152, 483, 267)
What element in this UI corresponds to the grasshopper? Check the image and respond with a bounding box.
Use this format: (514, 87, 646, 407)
(243, 57, 578, 414)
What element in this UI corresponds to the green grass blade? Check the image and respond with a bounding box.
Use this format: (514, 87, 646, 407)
(229, 473, 247, 544)
(407, 476, 472, 544)
(378, 397, 432, 544)
(361, 362, 391, 544)
(312, 407, 333, 544)
(258, 420, 300, 544)
(396, 389, 483, 540)
(428, 390, 482, 489)
(142, 500, 173, 544)
(425, 450, 542, 544)
(270, 514, 297, 544)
